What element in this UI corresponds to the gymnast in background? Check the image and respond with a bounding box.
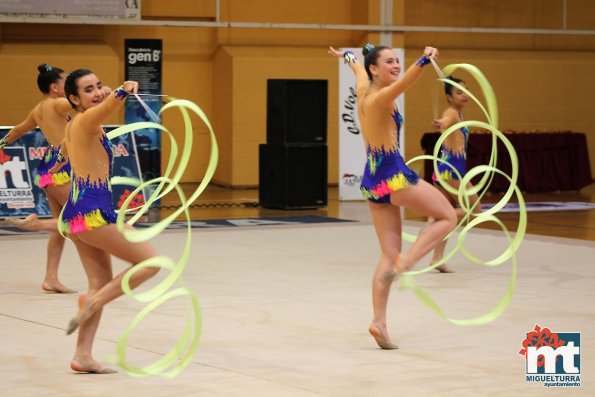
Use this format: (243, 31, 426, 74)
(428, 76, 481, 273)
(0, 64, 74, 293)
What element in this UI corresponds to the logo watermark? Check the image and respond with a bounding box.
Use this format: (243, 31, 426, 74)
(519, 324, 581, 388)
(342, 173, 362, 187)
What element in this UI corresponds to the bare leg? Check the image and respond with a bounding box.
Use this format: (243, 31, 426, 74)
(365, 182, 455, 349)
(390, 179, 457, 273)
(6, 214, 58, 232)
(367, 202, 402, 349)
(427, 230, 454, 273)
(69, 241, 116, 374)
(74, 225, 159, 318)
(42, 185, 74, 293)
(428, 179, 480, 273)
(65, 224, 159, 373)
(42, 231, 72, 292)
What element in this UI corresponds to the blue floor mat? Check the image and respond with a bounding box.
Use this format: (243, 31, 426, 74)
(0, 215, 356, 236)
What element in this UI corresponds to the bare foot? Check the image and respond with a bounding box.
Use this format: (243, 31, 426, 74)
(428, 258, 455, 273)
(368, 323, 398, 350)
(66, 295, 88, 335)
(42, 281, 77, 294)
(6, 214, 39, 231)
(71, 359, 117, 374)
(433, 263, 455, 273)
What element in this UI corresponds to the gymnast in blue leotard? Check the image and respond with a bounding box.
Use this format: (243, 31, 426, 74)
(428, 76, 481, 273)
(360, 109, 420, 203)
(432, 121, 469, 184)
(432, 76, 471, 185)
(328, 44, 456, 350)
(1, 64, 75, 293)
(59, 69, 159, 374)
(60, 131, 116, 234)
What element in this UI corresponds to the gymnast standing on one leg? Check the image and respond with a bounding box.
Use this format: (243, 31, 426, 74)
(0, 64, 75, 293)
(328, 45, 456, 350)
(427, 76, 481, 273)
(60, 69, 159, 373)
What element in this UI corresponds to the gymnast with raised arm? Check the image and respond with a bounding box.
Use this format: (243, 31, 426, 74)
(1, 64, 74, 293)
(328, 44, 456, 349)
(428, 76, 481, 273)
(60, 69, 159, 373)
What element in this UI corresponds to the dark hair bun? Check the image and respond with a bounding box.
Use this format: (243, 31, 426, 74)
(37, 64, 52, 73)
(362, 43, 376, 56)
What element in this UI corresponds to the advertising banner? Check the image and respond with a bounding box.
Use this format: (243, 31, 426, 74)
(0, 126, 144, 218)
(124, 38, 162, 201)
(0, 0, 140, 19)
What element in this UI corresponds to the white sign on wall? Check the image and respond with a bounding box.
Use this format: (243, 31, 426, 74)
(0, 0, 140, 19)
(338, 47, 405, 201)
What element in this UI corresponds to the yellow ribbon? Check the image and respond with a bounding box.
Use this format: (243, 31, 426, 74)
(102, 97, 218, 376)
(402, 63, 527, 324)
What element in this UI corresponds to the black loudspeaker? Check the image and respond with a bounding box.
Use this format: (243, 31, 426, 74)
(259, 144, 327, 209)
(266, 79, 328, 145)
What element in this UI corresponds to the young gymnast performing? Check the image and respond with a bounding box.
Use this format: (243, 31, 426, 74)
(428, 76, 481, 273)
(328, 44, 456, 349)
(60, 69, 160, 373)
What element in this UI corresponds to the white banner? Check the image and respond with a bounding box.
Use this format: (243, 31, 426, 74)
(0, 0, 140, 19)
(338, 48, 405, 201)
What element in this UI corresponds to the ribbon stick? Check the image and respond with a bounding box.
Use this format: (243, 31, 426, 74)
(430, 59, 446, 120)
(131, 93, 162, 123)
(102, 97, 218, 377)
(401, 63, 527, 325)
(430, 58, 446, 79)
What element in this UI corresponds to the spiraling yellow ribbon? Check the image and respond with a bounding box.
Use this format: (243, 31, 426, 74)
(402, 63, 527, 325)
(102, 97, 218, 377)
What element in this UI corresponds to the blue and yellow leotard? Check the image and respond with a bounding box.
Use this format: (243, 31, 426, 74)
(36, 144, 71, 188)
(360, 110, 420, 203)
(432, 120, 469, 182)
(60, 133, 116, 235)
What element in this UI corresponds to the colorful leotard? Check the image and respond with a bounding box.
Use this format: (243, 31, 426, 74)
(360, 110, 420, 203)
(59, 133, 116, 235)
(432, 122, 470, 182)
(36, 144, 71, 188)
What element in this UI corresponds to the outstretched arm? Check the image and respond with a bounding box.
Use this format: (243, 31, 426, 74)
(437, 108, 459, 132)
(328, 46, 369, 98)
(78, 81, 138, 134)
(374, 46, 438, 109)
(433, 107, 458, 131)
(0, 110, 37, 148)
